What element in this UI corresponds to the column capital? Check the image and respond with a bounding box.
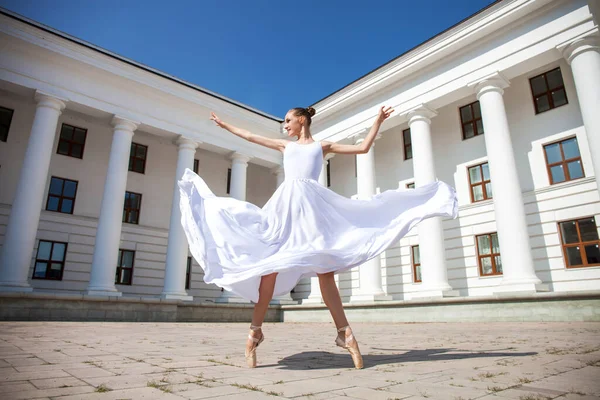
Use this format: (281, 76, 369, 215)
(324, 152, 335, 161)
(557, 34, 600, 64)
(403, 104, 437, 126)
(111, 115, 139, 132)
(34, 90, 67, 112)
(271, 165, 284, 175)
(349, 129, 381, 145)
(230, 152, 251, 165)
(468, 72, 510, 99)
(175, 136, 200, 151)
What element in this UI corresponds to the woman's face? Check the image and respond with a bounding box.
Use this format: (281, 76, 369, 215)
(283, 111, 304, 138)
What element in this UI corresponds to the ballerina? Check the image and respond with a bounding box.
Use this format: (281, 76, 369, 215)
(178, 106, 457, 369)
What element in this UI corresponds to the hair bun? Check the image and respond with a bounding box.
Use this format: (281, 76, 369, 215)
(306, 107, 316, 117)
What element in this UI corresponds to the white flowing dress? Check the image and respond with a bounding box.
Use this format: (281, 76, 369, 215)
(178, 141, 458, 303)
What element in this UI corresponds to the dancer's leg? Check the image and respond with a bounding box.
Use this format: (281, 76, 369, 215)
(318, 271, 364, 369)
(245, 273, 277, 367)
(318, 272, 348, 328)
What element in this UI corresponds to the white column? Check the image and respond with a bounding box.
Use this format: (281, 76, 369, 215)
(270, 165, 297, 305)
(0, 91, 66, 292)
(217, 152, 252, 303)
(229, 152, 251, 201)
(469, 72, 546, 294)
(161, 137, 199, 301)
(303, 155, 335, 304)
(87, 116, 139, 296)
(405, 105, 457, 299)
(560, 36, 600, 191)
(349, 133, 391, 302)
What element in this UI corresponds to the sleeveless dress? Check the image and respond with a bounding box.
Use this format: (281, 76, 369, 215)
(178, 141, 458, 302)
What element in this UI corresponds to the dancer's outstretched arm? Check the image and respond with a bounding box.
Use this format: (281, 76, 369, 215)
(210, 112, 287, 152)
(322, 106, 394, 156)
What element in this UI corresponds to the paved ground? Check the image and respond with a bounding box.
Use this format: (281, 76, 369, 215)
(0, 321, 599, 400)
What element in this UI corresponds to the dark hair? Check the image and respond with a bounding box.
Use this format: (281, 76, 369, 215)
(291, 107, 316, 126)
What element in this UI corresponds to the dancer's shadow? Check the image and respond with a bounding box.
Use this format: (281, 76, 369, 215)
(272, 348, 537, 370)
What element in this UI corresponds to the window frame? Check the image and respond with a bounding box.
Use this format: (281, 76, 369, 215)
(542, 136, 584, 185)
(403, 128, 412, 160)
(57, 123, 87, 159)
(459, 101, 484, 140)
(186, 256, 192, 290)
(529, 67, 569, 115)
(226, 168, 232, 194)
(411, 245, 421, 283)
(45, 176, 78, 215)
(0, 106, 14, 142)
(123, 191, 142, 225)
(557, 217, 600, 269)
(467, 162, 492, 203)
(475, 232, 503, 276)
(32, 240, 68, 280)
(128, 142, 148, 174)
(115, 249, 135, 285)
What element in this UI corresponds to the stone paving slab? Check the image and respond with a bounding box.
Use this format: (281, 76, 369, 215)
(0, 321, 599, 399)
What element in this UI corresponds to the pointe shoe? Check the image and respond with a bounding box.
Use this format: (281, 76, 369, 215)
(245, 325, 264, 368)
(335, 326, 364, 369)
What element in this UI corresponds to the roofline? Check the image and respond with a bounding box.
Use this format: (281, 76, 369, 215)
(0, 8, 283, 123)
(310, 0, 504, 107)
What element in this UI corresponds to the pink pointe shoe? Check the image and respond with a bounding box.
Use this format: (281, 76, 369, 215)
(335, 325, 364, 369)
(245, 325, 264, 368)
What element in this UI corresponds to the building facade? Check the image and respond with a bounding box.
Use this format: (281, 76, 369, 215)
(0, 0, 599, 306)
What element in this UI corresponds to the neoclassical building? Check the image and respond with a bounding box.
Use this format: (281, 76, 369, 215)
(0, 0, 599, 321)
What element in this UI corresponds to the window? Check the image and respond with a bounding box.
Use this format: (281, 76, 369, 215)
(46, 177, 78, 214)
(476, 233, 502, 276)
(193, 159, 199, 174)
(326, 160, 331, 187)
(115, 250, 134, 285)
(32, 240, 67, 280)
(129, 143, 147, 174)
(0, 106, 14, 142)
(406, 182, 415, 189)
(411, 245, 421, 283)
(543, 137, 584, 184)
(123, 191, 142, 224)
(57, 124, 87, 159)
(468, 163, 492, 202)
(186, 256, 192, 290)
(558, 217, 600, 268)
(226, 168, 232, 194)
(459, 101, 484, 140)
(529, 67, 568, 114)
(403, 128, 412, 160)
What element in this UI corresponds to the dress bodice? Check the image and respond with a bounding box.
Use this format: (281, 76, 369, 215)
(283, 141, 323, 181)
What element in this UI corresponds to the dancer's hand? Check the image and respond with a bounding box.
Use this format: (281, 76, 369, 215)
(210, 112, 226, 129)
(376, 106, 394, 123)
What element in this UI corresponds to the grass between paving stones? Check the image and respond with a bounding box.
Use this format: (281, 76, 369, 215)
(147, 380, 173, 393)
(95, 384, 111, 393)
(231, 383, 282, 396)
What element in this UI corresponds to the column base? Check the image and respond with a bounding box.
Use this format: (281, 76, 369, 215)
(86, 289, 122, 297)
(409, 289, 460, 300)
(0, 284, 33, 293)
(270, 293, 298, 305)
(494, 282, 550, 297)
(216, 291, 250, 304)
(302, 295, 323, 304)
(349, 293, 393, 303)
(161, 292, 194, 301)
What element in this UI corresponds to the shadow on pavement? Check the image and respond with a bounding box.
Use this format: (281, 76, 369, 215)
(273, 348, 537, 370)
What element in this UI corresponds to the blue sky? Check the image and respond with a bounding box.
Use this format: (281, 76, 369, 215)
(0, 0, 496, 118)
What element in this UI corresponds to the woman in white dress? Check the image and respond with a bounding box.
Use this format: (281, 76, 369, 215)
(178, 106, 458, 369)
